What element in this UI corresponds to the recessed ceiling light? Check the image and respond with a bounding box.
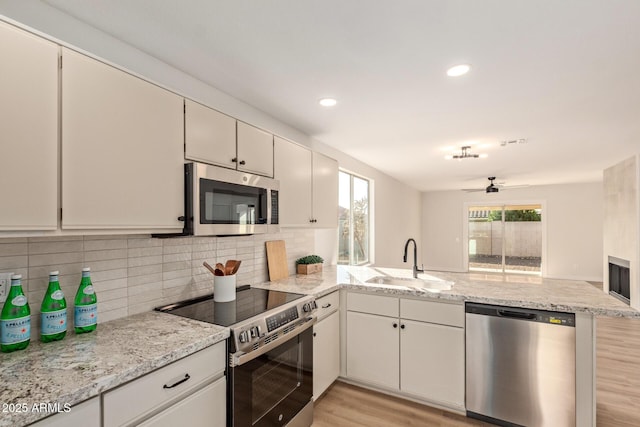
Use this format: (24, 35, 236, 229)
(446, 64, 471, 77)
(319, 98, 337, 107)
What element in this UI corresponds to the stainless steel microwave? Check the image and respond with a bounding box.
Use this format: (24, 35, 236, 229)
(184, 162, 279, 236)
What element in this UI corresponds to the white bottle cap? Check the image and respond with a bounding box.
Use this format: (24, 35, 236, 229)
(50, 271, 59, 276)
(82, 267, 91, 272)
(11, 274, 21, 280)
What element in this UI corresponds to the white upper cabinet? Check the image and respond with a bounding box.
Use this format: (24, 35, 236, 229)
(312, 152, 339, 228)
(274, 136, 313, 226)
(274, 137, 338, 227)
(184, 107, 274, 177)
(237, 121, 274, 177)
(61, 48, 184, 230)
(0, 22, 58, 231)
(184, 99, 236, 168)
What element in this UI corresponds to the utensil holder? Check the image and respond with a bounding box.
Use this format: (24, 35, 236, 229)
(214, 275, 236, 302)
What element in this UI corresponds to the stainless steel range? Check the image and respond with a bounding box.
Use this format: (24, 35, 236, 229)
(156, 285, 317, 427)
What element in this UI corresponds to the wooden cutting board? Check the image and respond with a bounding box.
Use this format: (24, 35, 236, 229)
(265, 240, 289, 281)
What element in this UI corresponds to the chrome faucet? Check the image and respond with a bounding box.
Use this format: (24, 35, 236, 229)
(403, 238, 424, 278)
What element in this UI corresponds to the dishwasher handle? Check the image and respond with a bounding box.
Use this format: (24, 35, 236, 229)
(497, 309, 536, 320)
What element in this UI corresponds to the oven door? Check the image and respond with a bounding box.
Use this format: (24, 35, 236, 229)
(229, 327, 313, 427)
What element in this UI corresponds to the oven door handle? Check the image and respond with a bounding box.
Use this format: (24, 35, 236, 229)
(230, 315, 317, 367)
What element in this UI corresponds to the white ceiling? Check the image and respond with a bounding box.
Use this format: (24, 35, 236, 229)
(43, 0, 640, 191)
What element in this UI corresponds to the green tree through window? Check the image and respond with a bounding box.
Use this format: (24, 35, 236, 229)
(338, 171, 370, 265)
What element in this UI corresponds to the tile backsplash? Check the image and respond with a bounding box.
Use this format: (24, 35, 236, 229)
(0, 230, 314, 329)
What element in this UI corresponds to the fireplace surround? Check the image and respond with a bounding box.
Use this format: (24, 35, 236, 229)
(608, 256, 631, 304)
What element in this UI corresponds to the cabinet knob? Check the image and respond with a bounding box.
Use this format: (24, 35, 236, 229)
(239, 160, 246, 165)
(393, 323, 398, 328)
(232, 157, 238, 163)
(401, 324, 406, 329)
(177, 216, 185, 222)
(313, 332, 317, 337)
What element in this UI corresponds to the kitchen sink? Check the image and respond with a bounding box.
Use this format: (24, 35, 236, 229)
(365, 275, 453, 292)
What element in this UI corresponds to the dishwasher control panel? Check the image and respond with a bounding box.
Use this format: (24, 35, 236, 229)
(465, 303, 575, 327)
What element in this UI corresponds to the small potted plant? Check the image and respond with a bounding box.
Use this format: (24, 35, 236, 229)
(295, 255, 324, 275)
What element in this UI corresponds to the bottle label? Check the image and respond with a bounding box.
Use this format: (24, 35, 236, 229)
(41, 309, 67, 336)
(75, 304, 97, 327)
(11, 295, 28, 307)
(83, 285, 95, 295)
(51, 290, 65, 301)
(1, 316, 31, 345)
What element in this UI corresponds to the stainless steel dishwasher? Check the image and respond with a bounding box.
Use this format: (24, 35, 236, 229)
(465, 303, 576, 427)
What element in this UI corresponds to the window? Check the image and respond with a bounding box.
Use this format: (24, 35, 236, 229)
(468, 204, 542, 275)
(338, 171, 370, 265)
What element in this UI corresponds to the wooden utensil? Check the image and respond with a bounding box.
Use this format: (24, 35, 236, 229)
(214, 268, 225, 276)
(203, 261, 217, 276)
(230, 260, 242, 275)
(225, 260, 234, 276)
(265, 240, 289, 281)
(216, 263, 225, 274)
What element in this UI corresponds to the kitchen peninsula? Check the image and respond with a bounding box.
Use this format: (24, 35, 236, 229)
(1, 266, 636, 427)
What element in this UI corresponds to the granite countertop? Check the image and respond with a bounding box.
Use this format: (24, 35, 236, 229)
(0, 311, 229, 427)
(255, 265, 640, 318)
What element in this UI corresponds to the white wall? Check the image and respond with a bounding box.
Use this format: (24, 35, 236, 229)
(0, 4, 422, 268)
(422, 182, 603, 281)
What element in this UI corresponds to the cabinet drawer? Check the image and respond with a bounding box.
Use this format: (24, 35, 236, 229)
(103, 342, 225, 427)
(316, 291, 339, 320)
(137, 377, 226, 427)
(32, 397, 100, 427)
(347, 292, 398, 317)
(400, 298, 464, 327)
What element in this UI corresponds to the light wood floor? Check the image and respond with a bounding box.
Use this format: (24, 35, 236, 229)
(313, 316, 640, 427)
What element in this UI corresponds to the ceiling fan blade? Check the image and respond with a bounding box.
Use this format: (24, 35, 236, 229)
(462, 188, 485, 192)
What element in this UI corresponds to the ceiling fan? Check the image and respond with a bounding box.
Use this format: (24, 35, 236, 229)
(462, 177, 530, 193)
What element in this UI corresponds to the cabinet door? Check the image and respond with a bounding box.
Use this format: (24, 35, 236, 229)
(312, 152, 338, 227)
(185, 99, 236, 168)
(274, 136, 312, 226)
(400, 319, 465, 408)
(237, 121, 273, 177)
(138, 377, 226, 427)
(313, 310, 340, 400)
(31, 397, 100, 427)
(0, 22, 58, 230)
(61, 48, 184, 230)
(346, 311, 399, 390)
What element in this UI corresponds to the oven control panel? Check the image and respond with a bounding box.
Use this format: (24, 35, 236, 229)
(266, 306, 299, 332)
(230, 297, 317, 354)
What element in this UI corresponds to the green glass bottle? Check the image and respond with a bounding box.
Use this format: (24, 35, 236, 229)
(41, 271, 67, 342)
(1, 274, 31, 353)
(74, 267, 97, 334)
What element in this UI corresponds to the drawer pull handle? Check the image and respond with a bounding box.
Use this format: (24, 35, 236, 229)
(163, 373, 191, 389)
(322, 303, 332, 309)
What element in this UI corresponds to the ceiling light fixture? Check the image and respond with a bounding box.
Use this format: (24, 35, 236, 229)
(446, 64, 471, 77)
(319, 98, 337, 107)
(445, 145, 486, 160)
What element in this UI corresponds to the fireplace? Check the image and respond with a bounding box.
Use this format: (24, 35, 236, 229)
(609, 256, 630, 304)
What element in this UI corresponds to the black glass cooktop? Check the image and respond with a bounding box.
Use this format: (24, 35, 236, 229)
(155, 285, 305, 327)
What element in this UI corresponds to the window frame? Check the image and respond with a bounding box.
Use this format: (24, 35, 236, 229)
(338, 170, 371, 266)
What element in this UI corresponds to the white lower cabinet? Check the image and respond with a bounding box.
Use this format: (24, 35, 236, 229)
(400, 319, 464, 407)
(346, 292, 465, 410)
(313, 291, 341, 399)
(30, 397, 100, 427)
(138, 376, 226, 427)
(313, 310, 340, 399)
(346, 310, 399, 390)
(103, 343, 226, 427)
